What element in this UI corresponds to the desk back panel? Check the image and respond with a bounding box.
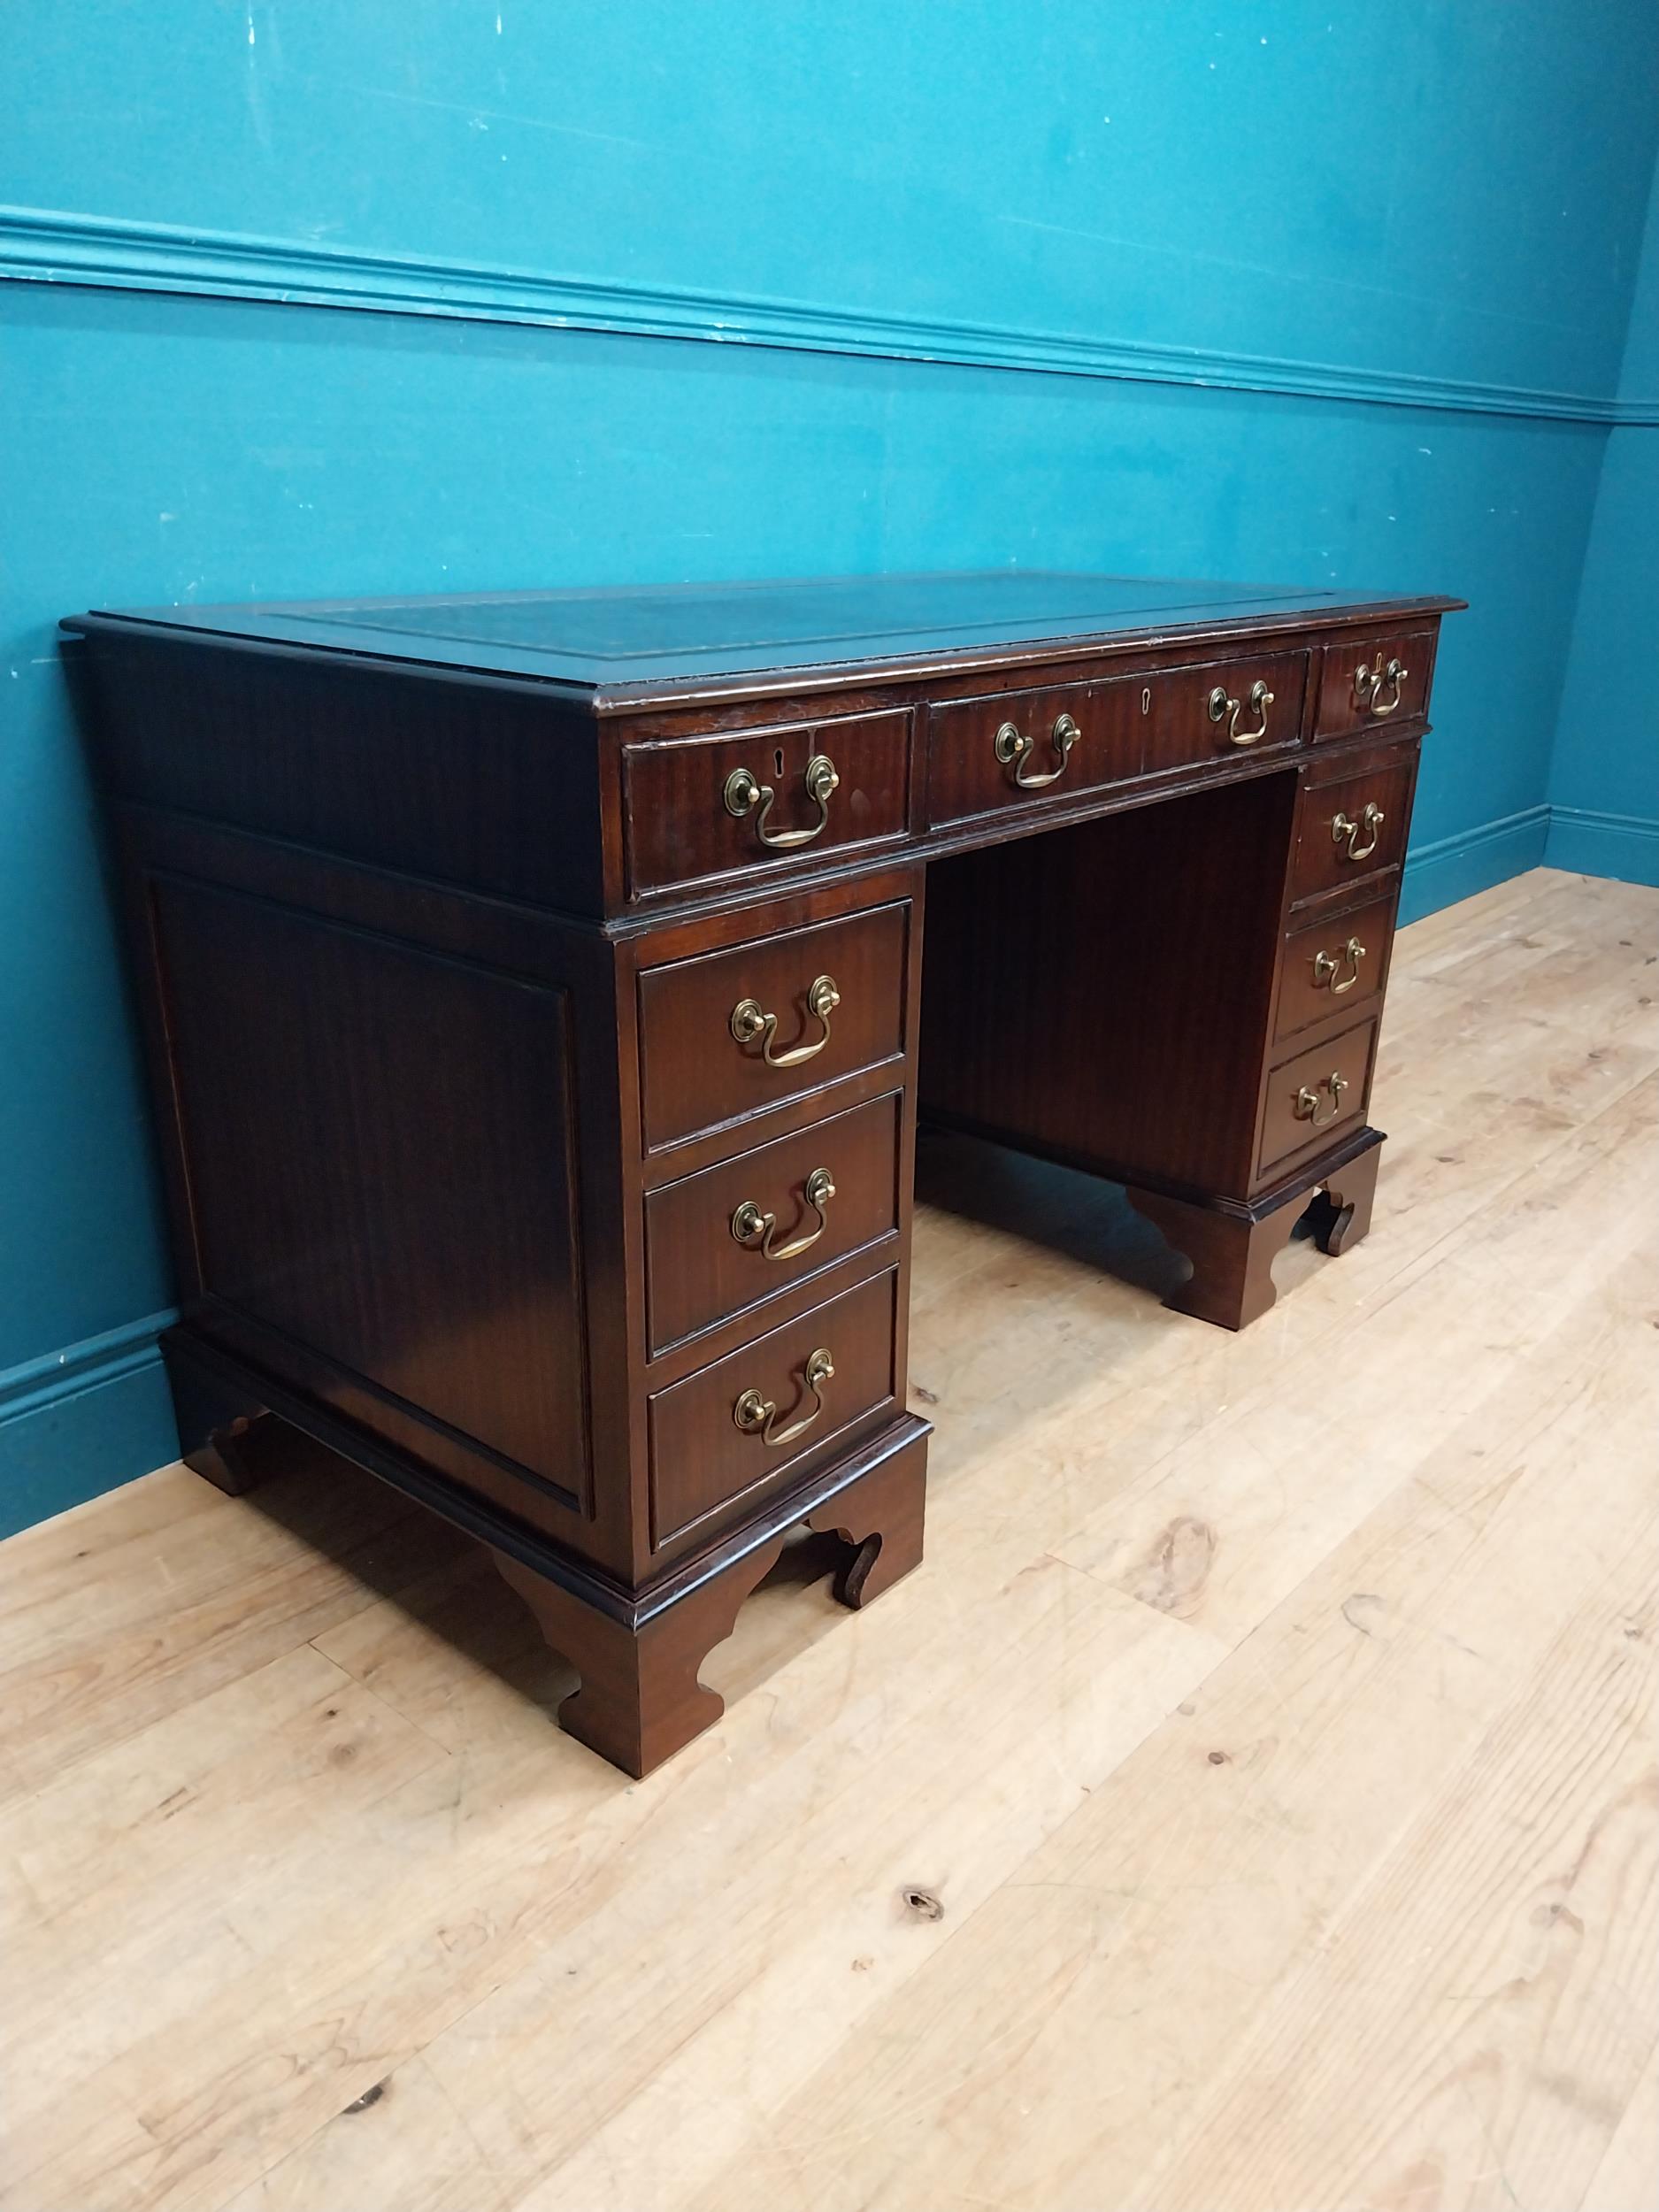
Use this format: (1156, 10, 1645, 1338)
(918, 772, 1300, 1201)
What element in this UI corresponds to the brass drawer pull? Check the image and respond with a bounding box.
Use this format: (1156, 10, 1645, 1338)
(723, 752, 840, 849)
(732, 1166, 836, 1262)
(1208, 679, 1273, 746)
(1313, 936, 1367, 995)
(995, 710, 1079, 789)
(733, 1346, 834, 1448)
(1332, 802, 1385, 863)
(1294, 1071, 1350, 1128)
(1354, 656, 1408, 716)
(730, 973, 841, 1068)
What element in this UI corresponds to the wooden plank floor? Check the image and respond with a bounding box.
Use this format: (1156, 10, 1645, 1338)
(2, 864, 1655, 2212)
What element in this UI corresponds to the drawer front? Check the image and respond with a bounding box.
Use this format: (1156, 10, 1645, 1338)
(927, 676, 1143, 826)
(1145, 649, 1310, 772)
(1258, 1018, 1378, 1177)
(1316, 628, 1435, 741)
(649, 1268, 898, 1549)
(638, 899, 910, 1151)
(644, 1092, 902, 1355)
(624, 709, 911, 896)
(1290, 751, 1415, 903)
(1274, 888, 1398, 1044)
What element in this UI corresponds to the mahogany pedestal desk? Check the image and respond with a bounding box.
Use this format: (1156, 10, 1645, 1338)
(68, 572, 1461, 1778)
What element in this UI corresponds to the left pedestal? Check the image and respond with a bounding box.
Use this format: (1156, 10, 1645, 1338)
(82, 626, 933, 1784)
(165, 1326, 929, 1779)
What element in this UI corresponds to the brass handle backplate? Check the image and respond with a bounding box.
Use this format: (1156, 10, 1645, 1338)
(1332, 802, 1385, 863)
(730, 973, 841, 1068)
(995, 710, 1079, 789)
(1294, 1071, 1350, 1129)
(1353, 656, 1408, 716)
(732, 1166, 836, 1262)
(1208, 679, 1274, 746)
(1312, 935, 1367, 995)
(733, 1346, 834, 1448)
(723, 752, 840, 849)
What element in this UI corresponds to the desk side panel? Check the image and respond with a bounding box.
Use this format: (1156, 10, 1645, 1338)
(73, 631, 612, 914)
(109, 811, 637, 1571)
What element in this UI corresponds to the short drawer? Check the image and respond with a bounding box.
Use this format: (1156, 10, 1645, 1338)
(1289, 749, 1416, 904)
(1145, 649, 1310, 771)
(624, 709, 911, 896)
(644, 1092, 902, 1354)
(1258, 1018, 1378, 1178)
(648, 1267, 898, 1548)
(927, 676, 1143, 826)
(638, 899, 910, 1151)
(1273, 888, 1398, 1044)
(1316, 628, 1435, 740)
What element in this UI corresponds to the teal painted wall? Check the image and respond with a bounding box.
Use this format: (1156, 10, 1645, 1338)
(5, 3, 1655, 396)
(1548, 161, 1659, 885)
(4, 2, 1658, 1532)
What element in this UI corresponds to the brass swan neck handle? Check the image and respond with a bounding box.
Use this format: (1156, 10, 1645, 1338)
(724, 753, 840, 848)
(733, 1347, 835, 1448)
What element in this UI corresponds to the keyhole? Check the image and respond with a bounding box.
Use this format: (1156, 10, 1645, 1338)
(774, 748, 786, 777)
(1141, 687, 1151, 716)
